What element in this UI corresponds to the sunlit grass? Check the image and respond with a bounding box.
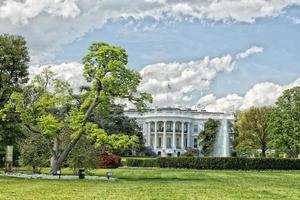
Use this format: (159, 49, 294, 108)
(1, 168, 299, 200)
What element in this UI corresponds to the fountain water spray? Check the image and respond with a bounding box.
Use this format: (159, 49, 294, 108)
(213, 118, 230, 157)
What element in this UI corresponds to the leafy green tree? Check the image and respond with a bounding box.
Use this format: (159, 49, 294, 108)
(89, 103, 145, 154)
(9, 68, 75, 173)
(268, 86, 300, 158)
(0, 34, 30, 106)
(10, 42, 152, 174)
(230, 112, 240, 157)
(198, 119, 220, 156)
(0, 34, 30, 165)
(235, 107, 271, 157)
(66, 137, 99, 173)
(91, 104, 138, 135)
(19, 130, 51, 173)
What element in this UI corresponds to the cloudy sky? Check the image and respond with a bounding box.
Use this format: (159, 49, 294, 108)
(1, 0, 300, 112)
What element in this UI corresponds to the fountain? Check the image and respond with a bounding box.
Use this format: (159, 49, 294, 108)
(213, 118, 230, 157)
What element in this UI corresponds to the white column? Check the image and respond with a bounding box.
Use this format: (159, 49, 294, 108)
(143, 123, 147, 146)
(154, 121, 157, 150)
(163, 121, 167, 149)
(187, 123, 191, 148)
(181, 121, 184, 149)
(147, 122, 151, 147)
(172, 121, 176, 149)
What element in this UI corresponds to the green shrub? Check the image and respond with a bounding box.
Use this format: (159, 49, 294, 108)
(181, 148, 199, 157)
(126, 158, 158, 167)
(125, 157, 300, 170)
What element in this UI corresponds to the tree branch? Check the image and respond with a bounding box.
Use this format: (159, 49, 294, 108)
(24, 123, 41, 134)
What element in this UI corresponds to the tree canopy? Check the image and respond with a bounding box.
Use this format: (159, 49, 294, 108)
(0, 34, 30, 166)
(0, 34, 29, 107)
(7, 42, 152, 174)
(268, 86, 300, 158)
(198, 119, 220, 157)
(235, 107, 271, 157)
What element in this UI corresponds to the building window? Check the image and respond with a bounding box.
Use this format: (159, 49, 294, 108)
(167, 137, 172, 148)
(166, 122, 172, 132)
(158, 122, 163, 132)
(194, 138, 198, 148)
(194, 125, 198, 133)
(158, 137, 162, 148)
(150, 123, 154, 132)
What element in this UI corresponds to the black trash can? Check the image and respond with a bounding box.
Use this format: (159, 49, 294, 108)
(78, 168, 85, 179)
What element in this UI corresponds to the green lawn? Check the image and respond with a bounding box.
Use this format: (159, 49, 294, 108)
(0, 168, 299, 200)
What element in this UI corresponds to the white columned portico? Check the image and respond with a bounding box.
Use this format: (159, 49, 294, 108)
(187, 123, 191, 148)
(163, 121, 167, 149)
(181, 121, 184, 149)
(124, 107, 234, 158)
(147, 122, 151, 147)
(154, 121, 157, 150)
(172, 121, 176, 149)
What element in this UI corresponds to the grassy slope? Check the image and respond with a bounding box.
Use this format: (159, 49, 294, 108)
(0, 168, 299, 200)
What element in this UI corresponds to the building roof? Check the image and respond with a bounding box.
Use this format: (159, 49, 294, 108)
(125, 107, 226, 115)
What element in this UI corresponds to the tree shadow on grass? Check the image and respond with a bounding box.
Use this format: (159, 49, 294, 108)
(118, 175, 218, 182)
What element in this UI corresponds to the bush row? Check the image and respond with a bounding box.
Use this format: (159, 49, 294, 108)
(126, 157, 300, 170)
(125, 158, 158, 167)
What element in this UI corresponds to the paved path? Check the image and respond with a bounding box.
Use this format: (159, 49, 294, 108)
(0, 173, 116, 180)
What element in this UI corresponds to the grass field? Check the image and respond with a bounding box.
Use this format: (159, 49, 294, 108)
(1, 168, 300, 200)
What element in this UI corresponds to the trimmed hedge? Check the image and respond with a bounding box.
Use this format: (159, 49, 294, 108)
(126, 157, 300, 170)
(126, 158, 158, 167)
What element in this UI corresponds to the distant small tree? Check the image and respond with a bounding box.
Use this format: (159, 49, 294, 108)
(19, 131, 51, 173)
(235, 107, 271, 157)
(268, 86, 300, 158)
(66, 137, 99, 173)
(198, 119, 220, 156)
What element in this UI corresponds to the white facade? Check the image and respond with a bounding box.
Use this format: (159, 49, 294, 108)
(124, 107, 234, 157)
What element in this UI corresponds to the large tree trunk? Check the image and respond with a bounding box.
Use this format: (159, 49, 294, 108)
(50, 138, 59, 165)
(261, 149, 266, 157)
(49, 135, 82, 174)
(49, 86, 101, 175)
(261, 141, 267, 158)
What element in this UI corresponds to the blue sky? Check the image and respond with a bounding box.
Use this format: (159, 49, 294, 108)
(1, 0, 300, 111)
(58, 14, 300, 97)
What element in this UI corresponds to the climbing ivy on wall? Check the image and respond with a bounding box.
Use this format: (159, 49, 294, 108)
(198, 119, 220, 157)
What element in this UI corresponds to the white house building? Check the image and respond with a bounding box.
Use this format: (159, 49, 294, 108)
(124, 107, 234, 157)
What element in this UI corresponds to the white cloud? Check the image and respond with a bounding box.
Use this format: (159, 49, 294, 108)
(287, 16, 300, 25)
(139, 46, 263, 107)
(139, 54, 235, 107)
(197, 94, 244, 113)
(0, 0, 80, 24)
(236, 46, 264, 59)
(0, 0, 297, 64)
(29, 62, 87, 93)
(195, 0, 294, 23)
(198, 78, 300, 113)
